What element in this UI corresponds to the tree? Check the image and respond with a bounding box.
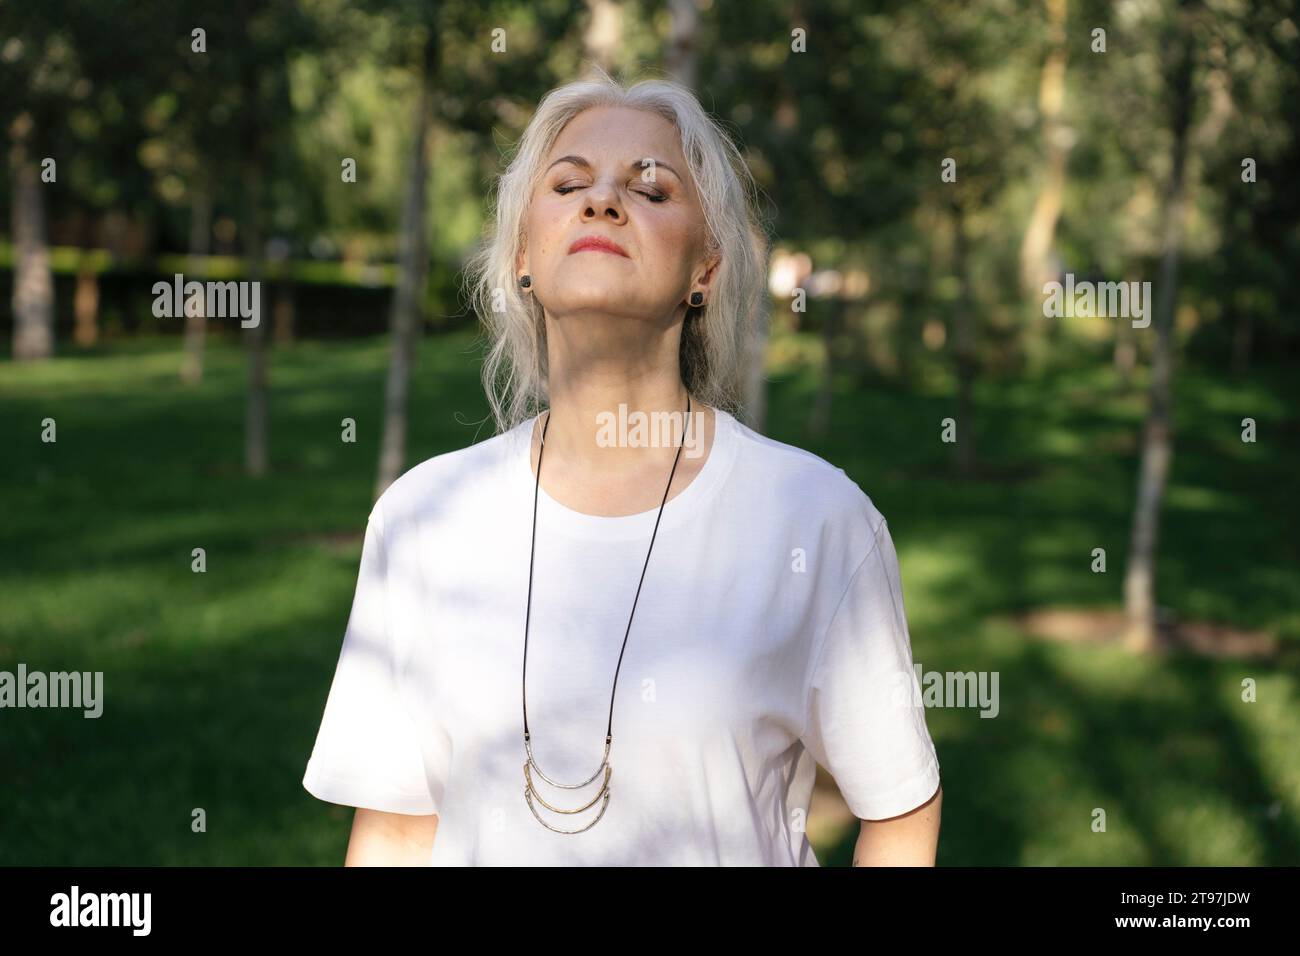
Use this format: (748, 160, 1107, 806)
(1123, 0, 1200, 652)
(2, 9, 72, 362)
(1019, 0, 1073, 297)
(8, 111, 54, 361)
(376, 30, 435, 498)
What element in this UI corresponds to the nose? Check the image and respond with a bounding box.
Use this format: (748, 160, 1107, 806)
(580, 178, 626, 224)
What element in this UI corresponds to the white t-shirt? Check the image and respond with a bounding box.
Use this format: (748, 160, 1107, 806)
(302, 407, 941, 865)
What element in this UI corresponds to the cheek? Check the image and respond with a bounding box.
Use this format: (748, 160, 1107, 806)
(640, 206, 695, 247)
(649, 214, 705, 279)
(528, 222, 550, 258)
(677, 205, 711, 248)
(527, 194, 565, 253)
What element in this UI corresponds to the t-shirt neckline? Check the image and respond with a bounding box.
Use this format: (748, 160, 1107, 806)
(511, 405, 738, 541)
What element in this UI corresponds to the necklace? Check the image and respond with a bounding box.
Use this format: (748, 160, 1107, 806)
(521, 393, 692, 833)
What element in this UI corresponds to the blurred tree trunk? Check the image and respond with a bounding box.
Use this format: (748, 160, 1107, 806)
(73, 251, 99, 348)
(808, 298, 843, 437)
(585, 0, 623, 77)
(1124, 0, 1196, 653)
(181, 181, 212, 385)
(243, 159, 269, 477)
(665, 0, 697, 89)
(376, 34, 435, 499)
(1019, 0, 1071, 297)
(9, 112, 55, 361)
(951, 200, 976, 476)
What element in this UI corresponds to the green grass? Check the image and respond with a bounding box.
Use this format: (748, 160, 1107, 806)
(1, 330, 1297, 865)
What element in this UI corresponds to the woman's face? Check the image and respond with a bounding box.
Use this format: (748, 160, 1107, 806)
(520, 106, 717, 331)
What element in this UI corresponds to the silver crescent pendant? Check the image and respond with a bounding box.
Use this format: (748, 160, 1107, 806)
(522, 733, 613, 833)
(524, 732, 610, 788)
(524, 783, 612, 834)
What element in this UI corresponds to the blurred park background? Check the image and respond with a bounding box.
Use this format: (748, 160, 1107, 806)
(1, 0, 1298, 865)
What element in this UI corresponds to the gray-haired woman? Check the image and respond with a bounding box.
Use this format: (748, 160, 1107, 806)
(303, 71, 942, 866)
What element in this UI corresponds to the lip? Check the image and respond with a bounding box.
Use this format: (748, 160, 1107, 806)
(568, 235, 630, 257)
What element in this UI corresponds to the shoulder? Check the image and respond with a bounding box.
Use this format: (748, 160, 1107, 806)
(370, 418, 530, 536)
(724, 412, 887, 556)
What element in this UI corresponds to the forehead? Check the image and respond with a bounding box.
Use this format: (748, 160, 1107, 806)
(547, 106, 686, 167)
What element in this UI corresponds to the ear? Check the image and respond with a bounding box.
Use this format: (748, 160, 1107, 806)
(695, 251, 722, 290)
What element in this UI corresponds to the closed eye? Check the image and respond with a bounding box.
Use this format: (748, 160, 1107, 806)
(554, 184, 667, 203)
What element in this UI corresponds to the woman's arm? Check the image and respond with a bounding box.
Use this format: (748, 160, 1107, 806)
(344, 808, 440, 866)
(852, 784, 942, 866)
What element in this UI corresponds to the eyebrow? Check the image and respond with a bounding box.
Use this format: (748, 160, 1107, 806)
(544, 155, 683, 182)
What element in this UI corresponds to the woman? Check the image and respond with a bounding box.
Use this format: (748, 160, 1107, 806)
(302, 71, 942, 866)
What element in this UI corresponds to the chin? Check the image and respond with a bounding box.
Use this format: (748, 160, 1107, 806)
(549, 281, 637, 311)
(552, 298, 641, 318)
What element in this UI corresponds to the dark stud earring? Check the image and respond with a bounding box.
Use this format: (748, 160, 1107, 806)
(519, 274, 532, 289)
(689, 291, 703, 306)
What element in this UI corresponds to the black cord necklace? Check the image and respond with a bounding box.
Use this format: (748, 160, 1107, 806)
(521, 392, 693, 833)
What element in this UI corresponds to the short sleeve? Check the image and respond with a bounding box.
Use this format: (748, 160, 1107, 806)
(302, 502, 439, 815)
(800, 518, 941, 821)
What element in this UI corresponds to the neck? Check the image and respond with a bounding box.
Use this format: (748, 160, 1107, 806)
(539, 316, 696, 474)
(544, 370, 692, 472)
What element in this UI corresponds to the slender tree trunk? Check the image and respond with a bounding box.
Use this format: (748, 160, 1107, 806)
(1123, 1, 1195, 653)
(585, 0, 624, 78)
(181, 182, 212, 385)
(1019, 0, 1071, 297)
(74, 252, 99, 348)
(808, 299, 842, 437)
(243, 160, 269, 477)
(665, 0, 697, 89)
(376, 36, 435, 499)
(10, 113, 55, 361)
(952, 201, 976, 476)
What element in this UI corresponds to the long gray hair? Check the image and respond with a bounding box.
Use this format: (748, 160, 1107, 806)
(463, 69, 771, 433)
